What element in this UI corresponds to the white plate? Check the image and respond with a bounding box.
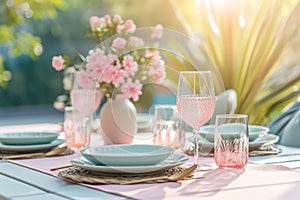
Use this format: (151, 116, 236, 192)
(0, 132, 60, 145)
(0, 139, 65, 152)
(80, 144, 174, 166)
(196, 134, 279, 150)
(71, 154, 189, 174)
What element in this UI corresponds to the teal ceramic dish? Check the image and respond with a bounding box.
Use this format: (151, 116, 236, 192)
(199, 124, 269, 142)
(196, 134, 279, 151)
(248, 125, 269, 141)
(71, 154, 188, 174)
(0, 139, 65, 152)
(0, 132, 60, 145)
(80, 144, 174, 166)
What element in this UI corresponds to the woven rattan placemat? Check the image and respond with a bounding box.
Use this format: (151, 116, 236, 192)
(58, 166, 190, 184)
(0, 147, 74, 159)
(184, 144, 281, 157)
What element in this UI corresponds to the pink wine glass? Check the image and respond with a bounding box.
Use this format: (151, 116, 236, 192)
(177, 71, 216, 171)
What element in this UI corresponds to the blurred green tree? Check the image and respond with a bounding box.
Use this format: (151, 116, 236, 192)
(0, 0, 65, 88)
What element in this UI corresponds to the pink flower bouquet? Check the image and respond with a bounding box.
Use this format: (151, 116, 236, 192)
(52, 14, 166, 102)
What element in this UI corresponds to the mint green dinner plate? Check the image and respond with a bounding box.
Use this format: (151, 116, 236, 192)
(199, 124, 269, 142)
(195, 134, 279, 150)
(0, 139, 65, 152)
(0, 132, 60, 145)
(80, 144, 175, 166)
(71, 154, 188, 174)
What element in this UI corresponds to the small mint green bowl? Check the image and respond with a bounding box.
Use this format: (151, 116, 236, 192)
(199, 124, 269, 142)
(80, 144, 174, 166)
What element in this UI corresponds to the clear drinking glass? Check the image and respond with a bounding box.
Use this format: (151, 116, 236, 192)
(214, 114, 249, 168)
(69, 73, 101, 148)
(152, 105, 183, 149)
(176, 71, 216, 171)
(64, 106, 86, 149)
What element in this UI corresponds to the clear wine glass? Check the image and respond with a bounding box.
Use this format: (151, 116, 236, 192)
(176, 71, 216, 171)
(70, 73, 102, 148)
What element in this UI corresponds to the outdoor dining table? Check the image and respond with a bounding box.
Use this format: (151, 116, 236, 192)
(1, 123, 300, 200)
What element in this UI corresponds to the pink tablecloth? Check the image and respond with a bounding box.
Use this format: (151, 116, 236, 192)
(11, 154, 300, 200)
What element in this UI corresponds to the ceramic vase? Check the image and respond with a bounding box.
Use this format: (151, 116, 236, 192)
(100, 95, 137, 145)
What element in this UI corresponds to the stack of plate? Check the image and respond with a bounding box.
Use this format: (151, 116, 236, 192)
(198, 125, 279, 150)
(0, 131, 64, 152)
(71, 144, 189, 174)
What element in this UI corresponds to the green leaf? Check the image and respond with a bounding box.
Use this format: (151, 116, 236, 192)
(0, 56, 11, 88)
(0, 25, 13, 45)
(9, 31, 41, 59)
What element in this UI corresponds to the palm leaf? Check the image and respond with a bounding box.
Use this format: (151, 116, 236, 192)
(170, 0, 300, 124)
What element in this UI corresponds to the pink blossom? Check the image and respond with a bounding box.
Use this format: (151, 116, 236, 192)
(104, 14, 111, 22)
(101, 60, 121, 83)
(106, 54, 118, 66)
(89, 16, 103, 29)
(86, 49, 106, 75)
(112, 70, 125, 87)
(151, 24, 163, 39)
(52, 14, 167, 103)
(101, 67, 114, 83)
(147, 56, 164, 74)
(122, 55, 138, 76)
(113, 15, 122, 23)
(86, 48, 105, 69)
(121, 78, 142, 101)
(147, 56, 165, 83)
(124, 19, 136, 33)
(101, 62, 125, 87)
(112, 37, 127, 50)
(86, 48, 116, 81)
(116, 24, 125, 33)
(128, 36, 145, 47)
(89, 67, 103, 82)
(106, 54, 118, 68)
(145, 50, 160, 58)
(52, 56, 64, 71)
(101, 59, 119, 82)
(77, 70, 94, 89)
(153, 69, 166, 83)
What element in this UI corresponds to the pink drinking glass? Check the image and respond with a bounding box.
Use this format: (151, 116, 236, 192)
(176, 71, 216, 171)
(67, 74, 101, 149)
(214, 114, 249, 168)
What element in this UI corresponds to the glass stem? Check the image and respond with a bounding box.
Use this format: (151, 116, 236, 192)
(83, 115, 91, 147)
(193, 130, 199, 165)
